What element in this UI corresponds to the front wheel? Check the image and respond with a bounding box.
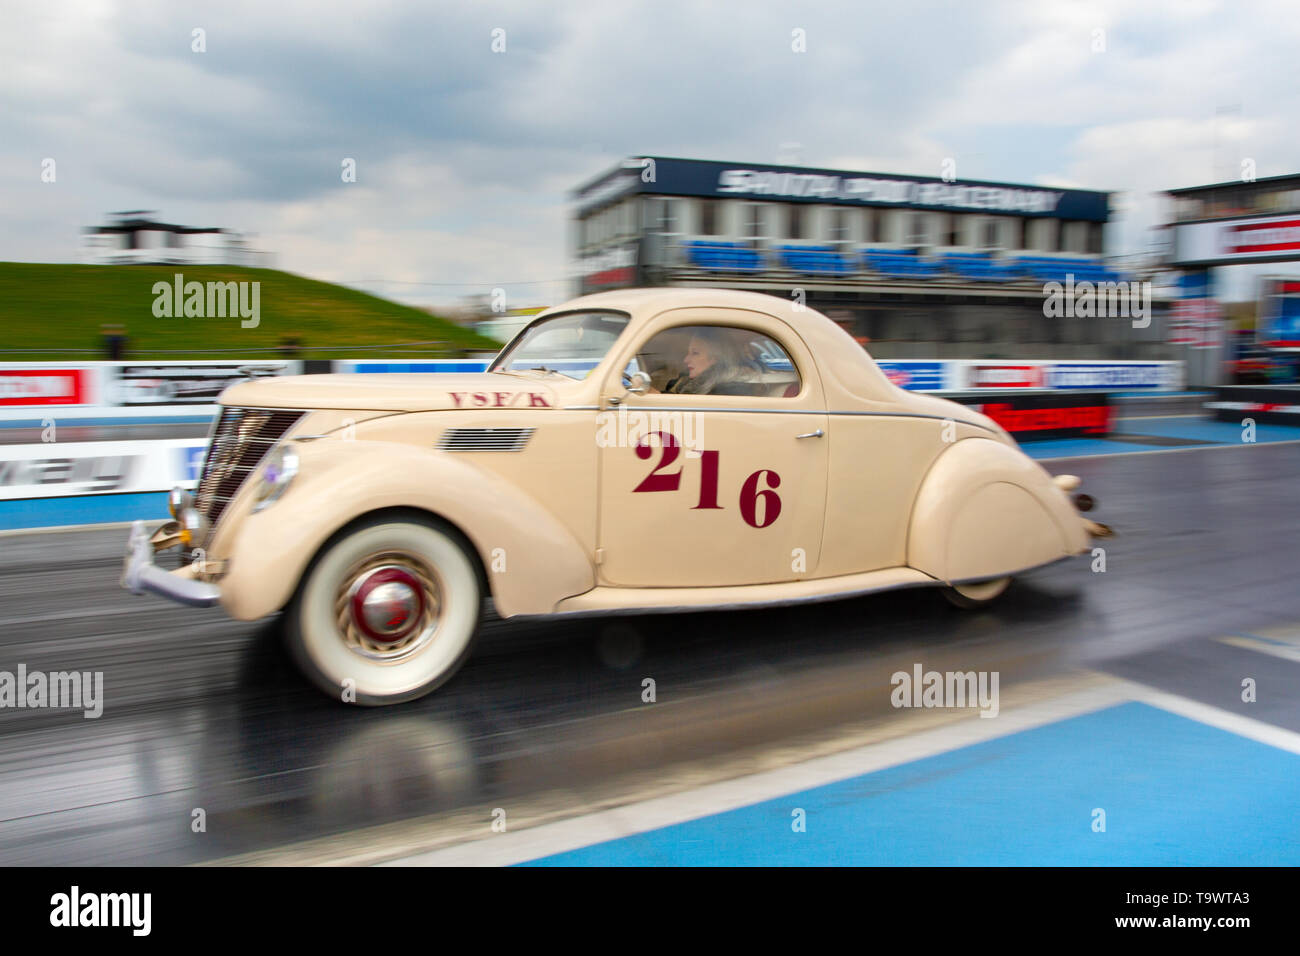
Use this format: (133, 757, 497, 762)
(285, 515, 482, 705)
(940, 575, 1012, 609)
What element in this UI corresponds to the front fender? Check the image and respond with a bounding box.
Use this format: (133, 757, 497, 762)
(907, 437, 1088, 583)
(215, 439, 595, 620)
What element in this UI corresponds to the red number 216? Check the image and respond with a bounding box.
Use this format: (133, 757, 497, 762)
(632, 432, 781, 529)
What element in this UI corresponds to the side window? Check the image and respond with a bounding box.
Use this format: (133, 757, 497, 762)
(628, 325, 802, 398)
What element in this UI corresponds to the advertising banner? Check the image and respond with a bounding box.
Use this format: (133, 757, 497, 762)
(1257, 277, 1300, 349)
(1205, 385, 1300, 425)
(0, 369, 91, 406)
(1173, 213, 1300, 267)
(950, 391, 1113, 441)
(0, 438, 205, 500)
(1045, 363, 1181, 390)
(111, 362, 300, 405)
(953, 360, 1181, 391)
(967, 364, 1046, 389)
(876, 361, 948, 391)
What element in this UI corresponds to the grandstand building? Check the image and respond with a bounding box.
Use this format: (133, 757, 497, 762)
(572, 157, 1172, 361)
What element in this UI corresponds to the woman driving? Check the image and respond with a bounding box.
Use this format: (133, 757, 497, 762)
(665, 327, 761, 396)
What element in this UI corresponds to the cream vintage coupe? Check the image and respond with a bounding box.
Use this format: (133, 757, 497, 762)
(123, 288, 1108, 705)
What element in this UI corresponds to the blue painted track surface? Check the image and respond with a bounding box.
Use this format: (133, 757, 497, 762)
(0, 492, 169, 530)
(1023, 416, 1300, 460)
(521, 702, 1300, 866)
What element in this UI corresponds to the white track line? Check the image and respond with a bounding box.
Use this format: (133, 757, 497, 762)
(1216, 634, 1300, 664)
(1109, 676, 1300, 757)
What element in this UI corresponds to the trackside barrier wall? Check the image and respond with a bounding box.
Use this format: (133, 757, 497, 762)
(0, 359, 1183, 522)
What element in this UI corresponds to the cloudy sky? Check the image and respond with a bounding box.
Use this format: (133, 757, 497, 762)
(3, 0, 1298, 307)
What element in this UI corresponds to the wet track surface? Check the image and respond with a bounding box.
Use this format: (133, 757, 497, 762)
(1, 439, 1298, 865)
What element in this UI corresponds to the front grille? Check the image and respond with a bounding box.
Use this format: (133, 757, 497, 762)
(195, 407, 304, 529)
(438, 426, 534, 452)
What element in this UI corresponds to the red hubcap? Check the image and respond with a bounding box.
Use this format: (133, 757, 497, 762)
(349, 566, 424, 644)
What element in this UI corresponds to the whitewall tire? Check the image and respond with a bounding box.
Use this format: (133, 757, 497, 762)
(940, 575, 1013, 609)
(285, 515, 482, 705)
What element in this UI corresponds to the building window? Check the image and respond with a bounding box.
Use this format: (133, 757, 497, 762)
(744, 203, 767, 242)
(867, 209, 882, 243)
(829, 208, 850, 244)
(946, 214, 960, 247)
(788, 204, 804, 240)
(653, 198, 680, 234)
(1055, 220, 1069, 252)
(698, 200, 719, 236)
(981, 218, 1001, 250)
(908, 213, 928, 247)
(1088, 222, 1104, 254)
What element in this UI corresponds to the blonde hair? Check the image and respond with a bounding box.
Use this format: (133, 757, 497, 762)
(689, 327, 754, 375)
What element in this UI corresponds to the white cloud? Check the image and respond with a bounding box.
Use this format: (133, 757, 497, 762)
(2, 0, 1299, 309)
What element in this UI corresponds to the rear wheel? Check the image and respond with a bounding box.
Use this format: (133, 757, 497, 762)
(941, 576, 1012, 609)
(285, 515, 482, 705)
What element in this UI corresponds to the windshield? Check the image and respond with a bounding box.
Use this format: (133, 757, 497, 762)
(490, 310, 631, 379)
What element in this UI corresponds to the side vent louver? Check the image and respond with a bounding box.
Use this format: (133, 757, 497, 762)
(438, 427, 535, 452)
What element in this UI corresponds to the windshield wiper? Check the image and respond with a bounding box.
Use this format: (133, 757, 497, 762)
(527, 366, 575, 379)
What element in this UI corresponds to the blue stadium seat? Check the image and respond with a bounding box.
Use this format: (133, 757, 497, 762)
(862, 251, 941, 278)
(777, 245, 853, 275)
(936, 252, 1026, 281)
(681, 240, 765, 272)
(1009, 256, 1126, 285)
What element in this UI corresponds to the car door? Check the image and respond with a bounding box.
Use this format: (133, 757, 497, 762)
(596, 308, 829, 588)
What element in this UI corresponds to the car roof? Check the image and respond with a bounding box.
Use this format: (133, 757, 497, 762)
(541, 288, 844, 343)
(538, 286, 901, 406)
(549, 286, 795, 317)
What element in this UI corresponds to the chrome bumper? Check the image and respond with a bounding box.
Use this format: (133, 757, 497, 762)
(120, 520, 222, 608)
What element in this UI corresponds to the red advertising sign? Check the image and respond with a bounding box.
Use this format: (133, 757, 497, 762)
(971, 365, 1044, 388)
(979, 401, 1112, 436)
(1168, 298, 1222, 349)
(1223, 219, 1300, 255)
(1168, 300, 1198, 346)
(0, 369, 88, 406)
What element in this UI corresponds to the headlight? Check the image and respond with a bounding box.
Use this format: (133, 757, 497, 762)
(252, 443, 299, 513)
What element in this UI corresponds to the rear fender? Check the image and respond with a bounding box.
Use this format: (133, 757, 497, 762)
(907, 438, 1088, 582)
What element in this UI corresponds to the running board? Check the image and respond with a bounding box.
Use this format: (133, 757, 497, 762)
(552, 567, 939, 617)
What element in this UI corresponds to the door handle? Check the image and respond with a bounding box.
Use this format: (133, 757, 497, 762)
(795, 429, 824, 439)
